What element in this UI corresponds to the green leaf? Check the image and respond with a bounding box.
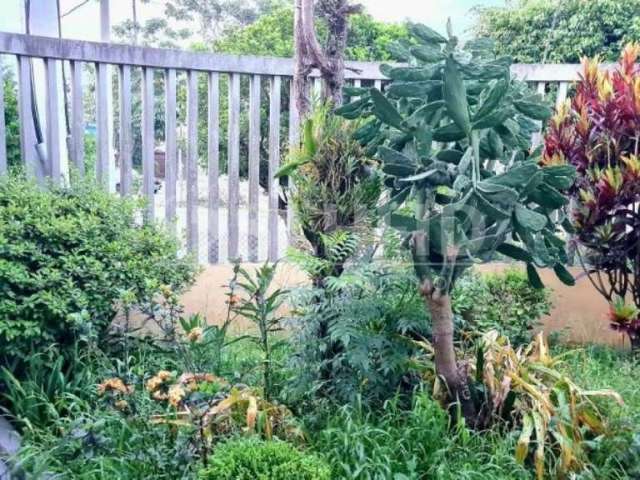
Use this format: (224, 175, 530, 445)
(411, 45, 445, 63)
(378, 188, 411, 215)
(486, 163, 539, 188)
(526, 263, 545, 290)
(473, 79, 509, 122)
(554, 264, 576, 286)
(334, 97, 368, 118)
(387, 66, 439, 82)
(433, 123, 466, 142)
(388, 212, 417, 232)
(527, 183, 568, 209)
(370, 88, 404, 130)
(474, 191, 511, 220)
(497, 243, 533, 262)
(443, 56, 471, 135)
(274, 158, 309, 179)
(387, 81, 442, 98)
(302, 119, 316, 158)
(513, 100, 552, 121)
(514, 204, 547, 232)
(399, 169, 439, 183)
(476, 181, 520, 206)
(472, 107, 514, 130)
(409, 23, 448, 44)
(436, 149, 464, 164)
(378, 146, 415, 166)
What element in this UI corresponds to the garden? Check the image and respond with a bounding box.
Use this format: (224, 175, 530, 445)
(2, 0, 640, 479)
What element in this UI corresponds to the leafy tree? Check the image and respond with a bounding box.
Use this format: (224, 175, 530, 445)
(341, 24, 575, 421)
(543, 45, 640, 348)
(473, 0, 640, 63)
(2, 65, 20, 170)
(212, 5, 411, 61)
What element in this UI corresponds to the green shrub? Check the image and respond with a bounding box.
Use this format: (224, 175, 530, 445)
(0, 176, 197, 368)
(453, 268, 551, 346)
(286, 262, 428, 409)
(198, 437, 331, 480)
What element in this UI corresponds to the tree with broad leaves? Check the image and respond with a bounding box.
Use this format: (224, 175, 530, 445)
(338, 23, 576, 422)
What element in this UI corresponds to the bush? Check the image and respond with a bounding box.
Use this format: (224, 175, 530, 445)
(198, 437, 331, 480)
(453, 268, 551, 346)
(0, 176, 197, 368)
(286, 262, 428, 408)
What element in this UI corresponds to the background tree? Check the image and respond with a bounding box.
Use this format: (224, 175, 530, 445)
(543, 46, 640, 349)
(2, 64, 20, 170)
(473, 0, 640, 63)
(342, 25, 576, 421)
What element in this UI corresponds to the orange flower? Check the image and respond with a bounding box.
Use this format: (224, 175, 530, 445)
(98, 378, 134, 396)
(168, 385, 187, 408)
(146, 370, 174, 393)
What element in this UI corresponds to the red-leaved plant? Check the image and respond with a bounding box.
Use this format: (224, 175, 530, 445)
(543, 44, 640, 348)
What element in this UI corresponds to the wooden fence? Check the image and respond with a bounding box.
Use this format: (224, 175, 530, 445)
(0, 32, 583, 264)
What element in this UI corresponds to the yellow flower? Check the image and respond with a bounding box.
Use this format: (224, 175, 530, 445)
(186, 327, 204, 343)
(114, 399, 129, 412)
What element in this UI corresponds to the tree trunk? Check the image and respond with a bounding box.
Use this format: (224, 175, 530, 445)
(420, 279, 477, 422)
(293, 0, 362, 117)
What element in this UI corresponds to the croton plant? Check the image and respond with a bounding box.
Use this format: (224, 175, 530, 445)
(543, 44, 640, 348)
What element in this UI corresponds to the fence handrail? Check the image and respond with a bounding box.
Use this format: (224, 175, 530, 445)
(0, 31, 598, 83)
(0, 31, 386, 79)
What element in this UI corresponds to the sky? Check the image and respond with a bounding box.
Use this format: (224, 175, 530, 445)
(0, 0, 507, 44)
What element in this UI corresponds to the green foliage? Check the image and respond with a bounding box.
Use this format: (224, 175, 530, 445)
(315, 392, 531, 479)
(473, 0, 640, 63)
(2, 66, 20, 169)
(453, 268, 551, 346)
(341, 23, 575, 292)
(286, 263, 428, 408)
(0, 176, 197, 368)
(198, 437, 331, 480)
(212, 7, 411, 61)
(230, 261, 288, 400)
(280, 104, 381, 284)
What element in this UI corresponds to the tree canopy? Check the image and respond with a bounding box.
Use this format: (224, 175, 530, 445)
(211, 5, 410, 61)
(473, 0, 640, 63)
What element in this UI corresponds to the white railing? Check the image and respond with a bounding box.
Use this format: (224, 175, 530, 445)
(0, 32, 582, 264)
